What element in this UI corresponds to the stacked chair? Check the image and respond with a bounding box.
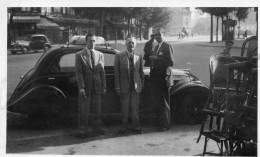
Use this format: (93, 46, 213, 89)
(197, 36, 258, 156)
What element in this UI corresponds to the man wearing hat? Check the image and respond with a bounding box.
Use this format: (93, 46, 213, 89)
(143, 33, 157, 67)
(149, 28, 175, 131)
(219, 40, 234, 56)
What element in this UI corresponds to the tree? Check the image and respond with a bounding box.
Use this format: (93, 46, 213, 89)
(196, 7, 215, 43)
(235, 7, 250, 38)
(196, 7, 237, 42)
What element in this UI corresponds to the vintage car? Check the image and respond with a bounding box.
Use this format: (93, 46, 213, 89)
(7, 44, 209, 128)
(10, 34, 52, 54)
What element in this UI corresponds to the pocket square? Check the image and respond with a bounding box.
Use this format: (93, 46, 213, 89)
(159, 52, 163, 55)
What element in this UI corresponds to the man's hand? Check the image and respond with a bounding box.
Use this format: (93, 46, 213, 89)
(102, 89, 106, 95)
(116, 89, 120, 95)
(80, 89, 86, 98)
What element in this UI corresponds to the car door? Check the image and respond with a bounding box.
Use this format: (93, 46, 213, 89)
(29, 36, 46, 50)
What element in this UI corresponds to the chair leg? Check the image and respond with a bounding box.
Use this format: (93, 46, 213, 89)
(203, 137, 208, 156)
(220, 141, 224, 155)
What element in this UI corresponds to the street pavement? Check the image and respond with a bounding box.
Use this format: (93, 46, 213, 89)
(7, 123, 220, 155)
(5, 35, 247, 155)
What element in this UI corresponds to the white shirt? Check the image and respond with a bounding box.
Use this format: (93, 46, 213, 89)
(157, 41, 164, 54)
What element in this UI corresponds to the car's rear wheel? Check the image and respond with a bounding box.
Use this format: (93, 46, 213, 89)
(22, 47, 28, 53)
(44, 46, 50, 52)
(13, 94, 70, 129)
(10, 50, 16, 54)
(175, 93, 206, 124)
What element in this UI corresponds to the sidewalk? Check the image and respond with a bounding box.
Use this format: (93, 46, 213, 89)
(195, 38, 246, 49)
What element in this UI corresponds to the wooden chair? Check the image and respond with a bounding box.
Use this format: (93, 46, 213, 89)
(196, 54, 240, 156)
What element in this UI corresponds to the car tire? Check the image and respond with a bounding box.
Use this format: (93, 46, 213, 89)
(175, 93, 206, 124)
(44, 46, 50, 52)
(10, 51, 16, 54)
(22, 47, 28, 54)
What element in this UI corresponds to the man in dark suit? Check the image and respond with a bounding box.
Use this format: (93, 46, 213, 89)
(114, 35, 144, 134)
(149, 28, 175, 131)
(75, 33, 106, 138)
(143, 34, 156, 67)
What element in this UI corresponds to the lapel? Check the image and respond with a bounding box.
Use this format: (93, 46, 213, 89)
(134, 53, 138, 65)
(156, 41, 164, 55)
(93, 49, 99, 66)
(81, 48, 93, 69)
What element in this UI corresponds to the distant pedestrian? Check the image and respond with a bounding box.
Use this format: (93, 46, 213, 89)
(114, 35, 144, 134)
(75, 33, 106, 138)
(244, 30, 248, 39)
(143, 34, 157, 67)
(149, 28, 175, 132)
(177, 32, 182, 40)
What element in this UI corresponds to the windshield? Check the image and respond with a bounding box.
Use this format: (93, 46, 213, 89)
(69, 35, 105, 45)
(31, 36, 47, 41)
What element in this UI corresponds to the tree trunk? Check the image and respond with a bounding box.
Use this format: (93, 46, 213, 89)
(238, 20, 241, 38)
(210, 13, 213, 43)
(216, 16, 219, 42)
(127, 15, 131, 35)
(139, 21, 142, 41)
(99, 8, 104, 37)
(221, 15, 224, 41)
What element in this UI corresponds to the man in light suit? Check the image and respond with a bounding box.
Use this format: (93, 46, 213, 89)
(114, 35, 144, 134)
(149, 28, 174, 132)
(75, 33, 106, 138)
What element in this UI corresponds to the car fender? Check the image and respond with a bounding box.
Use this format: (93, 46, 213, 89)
(169, 81, 209, 109)
(8, 85, 69, 108)
(44, 43, 52, 48)
(21, 45, 30, 50)
(170, 81, 209, 96)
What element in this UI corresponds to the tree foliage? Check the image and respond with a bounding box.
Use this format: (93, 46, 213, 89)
(235, 7, 250, 22)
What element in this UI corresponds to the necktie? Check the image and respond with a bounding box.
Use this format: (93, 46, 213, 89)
(129, 53, 135, 91)
(90, 50, 95, 68)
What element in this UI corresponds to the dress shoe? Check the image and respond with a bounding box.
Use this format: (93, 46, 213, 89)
(158, 127, 170, 132)
(134, 129, 144, 134)
(74, 133, 86, 138)
(118, 128, 127, 134)
(95, 129, 106, 135)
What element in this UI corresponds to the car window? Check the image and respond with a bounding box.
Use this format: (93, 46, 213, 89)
(32, 36, 47, 41)
(58, 52, 115, 73)
(103, 53, 115, 66)
(59, 53, 75, 73)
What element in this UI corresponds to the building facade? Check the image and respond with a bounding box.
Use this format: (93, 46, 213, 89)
(166, 7, 192, 36)
(8, 7, 146, 44)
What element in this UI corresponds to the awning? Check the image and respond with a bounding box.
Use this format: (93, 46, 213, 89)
(36, 17, 60, 30)
(13, 16, 40, 23)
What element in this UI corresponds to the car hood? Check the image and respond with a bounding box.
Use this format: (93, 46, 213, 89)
(15, 40, 29, 45)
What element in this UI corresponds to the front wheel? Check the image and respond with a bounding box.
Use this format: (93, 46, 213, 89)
(10, 50, 17, 54)
(175, 94, 206, 124)
(22, 47, 28, 53)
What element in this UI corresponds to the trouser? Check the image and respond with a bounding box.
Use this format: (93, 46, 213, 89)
(78, 91, 102, 133)
(150, 82, 171, 128)
(120, 90, 141, 130)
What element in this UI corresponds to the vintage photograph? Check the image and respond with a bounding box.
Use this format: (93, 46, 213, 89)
(2, 1, 258, 156)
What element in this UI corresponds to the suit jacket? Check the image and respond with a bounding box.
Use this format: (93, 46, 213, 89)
(114, 51, 144, 93)
(143, 39, 157, 67)
(151, 41, 175, 84)
(75, 48, 106, 94)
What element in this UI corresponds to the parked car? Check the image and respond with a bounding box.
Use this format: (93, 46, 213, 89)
(10, 34, 52, 54)
(7, 44, 209, 128)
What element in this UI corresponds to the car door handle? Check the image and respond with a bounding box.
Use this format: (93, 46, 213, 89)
(48, 77, 55, 80)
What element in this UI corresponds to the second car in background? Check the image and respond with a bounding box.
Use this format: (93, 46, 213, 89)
(10, 34, 52, 54)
